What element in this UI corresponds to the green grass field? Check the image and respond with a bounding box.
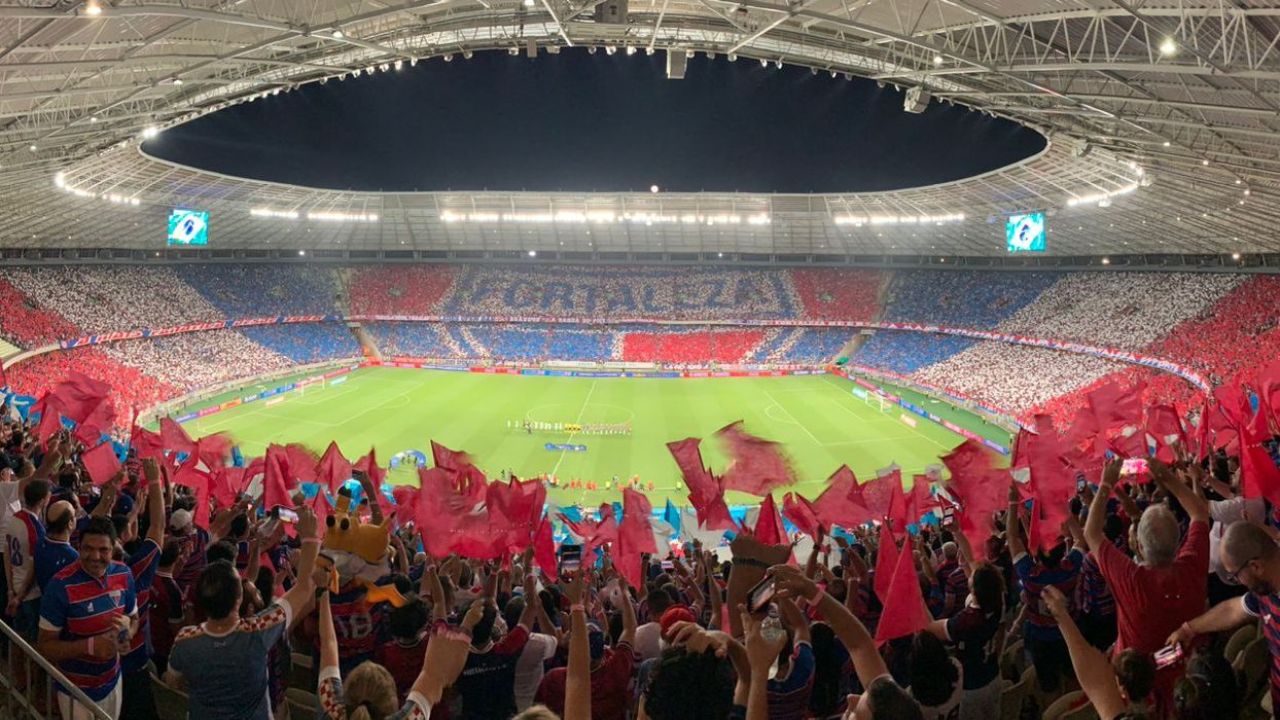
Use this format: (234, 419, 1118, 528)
(180, 367, 1009, 507)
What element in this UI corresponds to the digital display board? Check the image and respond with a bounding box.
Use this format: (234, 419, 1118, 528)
(1005, 211, 1046, 253)
(167, 209, 209, 246)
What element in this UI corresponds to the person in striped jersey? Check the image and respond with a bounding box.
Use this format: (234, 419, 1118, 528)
(36, 515, 138, 720)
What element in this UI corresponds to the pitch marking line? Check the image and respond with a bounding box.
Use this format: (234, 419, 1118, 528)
(761, 389, 824, 446)
(817, 376, 964, 452)
(550, 380, 598, 478)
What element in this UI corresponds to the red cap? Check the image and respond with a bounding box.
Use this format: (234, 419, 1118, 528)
(659, 606, 698, 639)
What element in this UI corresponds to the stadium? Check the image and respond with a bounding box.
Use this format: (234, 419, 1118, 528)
(1, 0, 1280, 719)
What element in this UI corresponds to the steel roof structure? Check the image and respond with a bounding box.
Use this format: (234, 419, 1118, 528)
(0, 0, 1277, 257)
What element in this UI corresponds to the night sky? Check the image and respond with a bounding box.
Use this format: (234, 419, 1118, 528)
(145, 49, 1046, 194)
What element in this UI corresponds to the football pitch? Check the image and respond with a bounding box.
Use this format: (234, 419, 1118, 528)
(180, 367, 1008, 507)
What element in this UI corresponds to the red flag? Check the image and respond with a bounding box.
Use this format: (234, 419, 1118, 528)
(285, 444, 319, 485)
(955, 508, 991, 562)
(81, 442, 121, 486)
(714, 421, 797, 496)
(49, 371, 113, 425)
(781, 492, 822, 539)
(872, 522, 899, 603)
(209, 467, 238, 509)
(317, 442, 352, 493)
(353, 448, 390, 515)
(392, 486, 420, 529)
(874, 534, 930, 643)
(33, 394, 63, 449)
(752, 494, 788, 545)
(1240, 442, 1280, 501)
(263, 444, 293, 510)
(197, 433, 235, 470)
(905, 476, 941, 525)
(666, 438, 734, 530)
(1088, 380, 1145, 431)
(1146, 405, 1186, 450)
(812, 465, 874, 529)
(534, 515, 558, 578)
(431, 440, 473, 472)
(1260, 359, 1280, 429)
(617, 489, 658, 588)
(886, 479, 908, 533)
(159, 417, 197, 457)
(193, 472, 211, 531)
(312, 489, 334, 528)
(487, 478, 547, 553)
(73, 398, 114, 446)
(130, 412, 165, 463)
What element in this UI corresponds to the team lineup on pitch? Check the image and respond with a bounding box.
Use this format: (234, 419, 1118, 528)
(179, 366, 1008, 507)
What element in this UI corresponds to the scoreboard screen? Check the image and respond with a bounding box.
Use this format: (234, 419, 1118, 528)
(1005, 212, 1046, 253)
(167, 209, 209, 246)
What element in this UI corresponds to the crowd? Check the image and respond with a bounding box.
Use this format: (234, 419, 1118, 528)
(0, 395, 1276, 720)
(347, 266, 458, 317)
(238, 324, 363, 364)
(1, 263, 1276, 439)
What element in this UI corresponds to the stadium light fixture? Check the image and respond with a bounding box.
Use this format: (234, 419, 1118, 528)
(626, 46, 637, 56)
(394, 59, 403, 70)
(1159, 38, 1177, 55)
(759, 58, 767, 67)
(1201, 159, 1209, 166)
(524, 0, 534, 5)
(650, 184, 659, 193)
(1232, 252, 1241, 260)
(85, 0, 103, 15)
(1101, 257, 1111, 265)
(89, 116, 99, 123)
(141, 125, 160, 139)
(298, 250, 306, 256)
(331, 29, 344, 39)
(528, 250, 537, 257)
(932, 55, 943, 65)
(28, 145, 37, 152)
(1162, 140, 1171, 147)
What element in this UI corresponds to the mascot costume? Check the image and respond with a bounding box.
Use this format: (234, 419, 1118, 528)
(317, 485, 406, 608)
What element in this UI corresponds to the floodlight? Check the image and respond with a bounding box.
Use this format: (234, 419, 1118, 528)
(85, 0, 103, 15)
(1159, 38, 1177, 55)
(331, 29, 344, 39)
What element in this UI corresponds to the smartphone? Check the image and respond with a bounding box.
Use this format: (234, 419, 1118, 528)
(1154, 643, 1183, 669)
(661, 560, 674, 571)
(747, 575, 777, 614)
(277, 507, 299, 524)
(942, 506, 956, 524)
(1121, 458, 1150, 476)
(560, 544, 582, 573)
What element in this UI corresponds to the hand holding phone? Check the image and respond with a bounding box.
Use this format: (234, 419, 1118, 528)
(1154, 643, 1183, 669)
(746, 575, 777, 614)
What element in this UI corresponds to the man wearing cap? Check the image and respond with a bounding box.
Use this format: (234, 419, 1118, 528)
(535, 571, 638, 720)
(167, 506, 207, 595)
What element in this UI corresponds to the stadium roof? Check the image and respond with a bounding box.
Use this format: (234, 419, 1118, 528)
(0, 0, 1277, 258)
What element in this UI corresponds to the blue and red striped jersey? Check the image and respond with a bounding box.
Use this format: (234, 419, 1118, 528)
(38, 560, 137, 701)
(1242, 592, 1280, 704)
(1013, 548, 1084, 640)
(122, 538, 161, 673)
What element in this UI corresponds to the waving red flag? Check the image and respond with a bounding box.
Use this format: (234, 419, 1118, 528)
(354, 448, 390, 515)
(872, 522, 899, 604)
(262, 444, 293, 510)
(317, 442, 352, 493)
(488, 478, 547, 552)
(159, 417, 197, 457)
(534, 515, 558, 578)
(812, 465, 873, 530)
(666, 438, 734, 530)
(196, 433, 235, 470)
(312, 488, 334, 528)
(714, 421, 797, 496)
(781, 492, 822, 540)
(752, 494, 788, 546)
(392, 486, 420, 528)
(874, 533, 930, 643)
(1087, 380, 1145, 432)
(73, 399, 114, 445)
(209, 467, 239, 509)
(285, 444, 319, 485)
(82, 442, 121, 487)
(617, 489, 658, 588)
(50, 371, 113, 425)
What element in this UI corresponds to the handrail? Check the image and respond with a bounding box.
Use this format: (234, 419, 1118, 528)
(0, 616, 112, 720)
